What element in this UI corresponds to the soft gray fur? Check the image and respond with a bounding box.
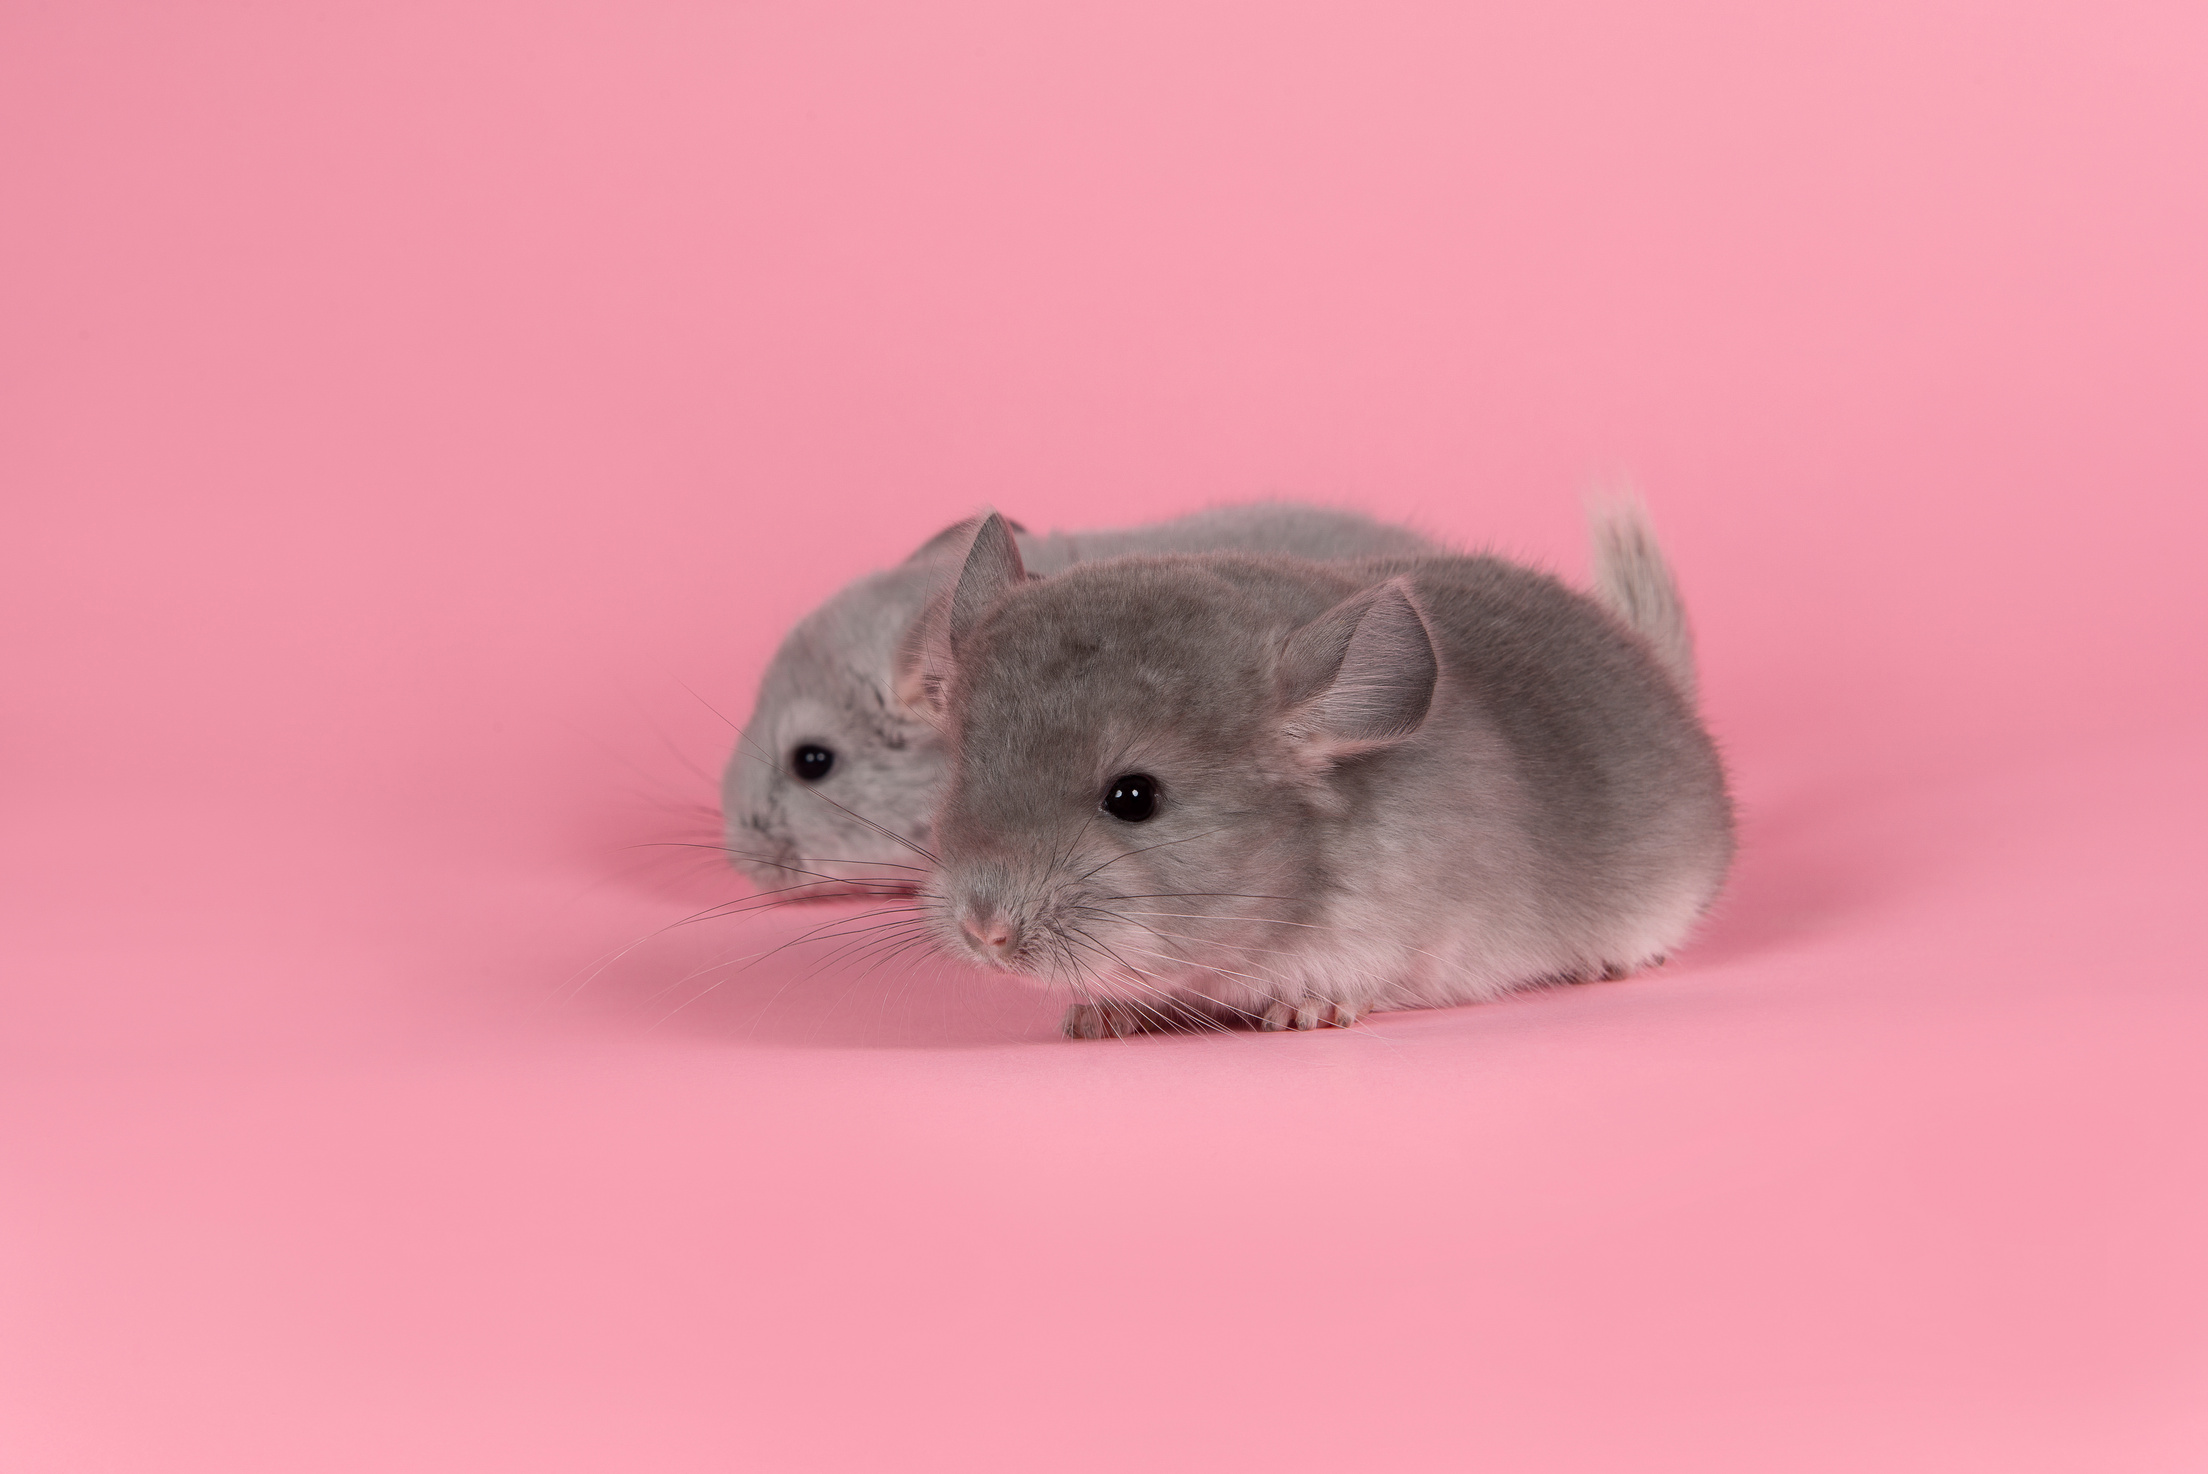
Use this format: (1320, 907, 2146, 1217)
(723, 504, 1438, 896)
(917, 508, 1732, 1036)
(1589, 496, 1697, 703)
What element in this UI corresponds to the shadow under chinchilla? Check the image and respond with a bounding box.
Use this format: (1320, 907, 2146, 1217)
(1675, 767, 1932, 971)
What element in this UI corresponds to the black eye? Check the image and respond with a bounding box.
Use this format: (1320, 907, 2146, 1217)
(791, 744, 836, 782)
(1102, 773, 1159, 822)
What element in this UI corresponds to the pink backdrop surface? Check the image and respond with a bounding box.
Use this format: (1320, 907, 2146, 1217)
(5, 2, 2206, 1469)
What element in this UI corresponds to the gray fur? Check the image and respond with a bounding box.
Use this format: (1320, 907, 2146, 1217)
(723, 504, 1438, 895)
(921, 511, 1733, 1033)
(1589, 496, 1697, 702)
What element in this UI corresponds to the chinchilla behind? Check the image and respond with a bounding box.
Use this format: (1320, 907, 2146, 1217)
(912, 506, 1732, 1037)
(724, 504, 1437, 897)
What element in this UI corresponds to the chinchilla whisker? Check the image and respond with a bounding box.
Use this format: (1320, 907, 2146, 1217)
(747, 904, 935, 968)
(1105, 922, 1397, 993)
(672, 873, 906, 925)
(1070, 826, 1235, 886)
(660, 884, 891, 932)
(646, 951, 762, 1008)
(1101, 936, 1269, 991)
(1066, 905, 1185, 948)
(710, 849, 925, 890)
(682, 888, 908, 927)
(1049, 925, 1109, 987)
(850, 933, 939, 984)
(791, 914, 934, 959)
(1095, 891, 1304, 905)
(1102, 904, 1458, 975)
(650, 913, 887, 1009)
(1064, 909, 1218, 988)
(825, 920, 931, 962)
(854, 938, 942, 992)
(674, 675, 746, 734)
(1094, 907, 1350, 936)
(647, 905, 936, 1013)
(800, 917, 936, 973)
(733, 737, 940, 865)
(787, 928, 931, 994)
(1058, 929, 1171, 1023)
(560, 881, 848, 1001)
(1107, 922, 1323, 963)
(703, 893, 943, 1031)
(1093, 962, 1254, 1038)
(1107, 937, 1282, 998)
(1046, 808, 1102, 884)
(639, 840, 930, 877)
(1060, 926, 1256, 1035)
(652, 906, 935, 1024)
(663, 902, 927, 997)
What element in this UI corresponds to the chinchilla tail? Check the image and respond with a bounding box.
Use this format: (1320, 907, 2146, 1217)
(1589, 495, 1697, 704)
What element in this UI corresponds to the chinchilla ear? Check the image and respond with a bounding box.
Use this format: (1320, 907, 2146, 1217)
(903, 512, 1029, 564)
(1278, 578, 1438, 750)
(947, 511, 1027, 648)
(892, 511, 1027, 719)
(890, 594, 949, 716)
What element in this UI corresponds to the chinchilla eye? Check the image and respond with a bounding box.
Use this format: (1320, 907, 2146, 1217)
(1102, 773, 1159, 822)
(791, 744, 836, 782)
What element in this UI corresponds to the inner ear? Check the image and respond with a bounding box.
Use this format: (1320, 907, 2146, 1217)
(1279, 579, 1438, 747)
(891, 593, 949, 717)
(894, 511, 1027, 720)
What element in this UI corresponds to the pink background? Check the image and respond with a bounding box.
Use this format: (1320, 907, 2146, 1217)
(5, 2, 2206, 1468)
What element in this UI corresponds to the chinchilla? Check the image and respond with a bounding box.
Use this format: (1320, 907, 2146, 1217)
(910, 505, 1732, 1037)
(722, 504, 1437, 898)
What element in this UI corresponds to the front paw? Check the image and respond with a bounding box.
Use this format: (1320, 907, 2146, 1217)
(1258, 997, 1366, 1031)
(1063, 1001, 1159, 1039)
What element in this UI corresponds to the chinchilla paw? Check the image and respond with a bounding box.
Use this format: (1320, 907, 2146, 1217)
(1260, 997, 1364, 1031)
(1062, 1001, 1152, 1039)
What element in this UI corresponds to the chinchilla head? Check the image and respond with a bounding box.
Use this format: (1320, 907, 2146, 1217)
(721, 504, 1432, 903)
(721, 519, 1005, 897)
(915, 514, 1439, 1017)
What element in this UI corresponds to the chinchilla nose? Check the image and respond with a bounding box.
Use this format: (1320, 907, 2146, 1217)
(958, 907, 1021, 960)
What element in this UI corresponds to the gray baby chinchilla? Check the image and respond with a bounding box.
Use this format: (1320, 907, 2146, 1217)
(911, 505, 1733, 1037)
(723, 504, 1438, 898)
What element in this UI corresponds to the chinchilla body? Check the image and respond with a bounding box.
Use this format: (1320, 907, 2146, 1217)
(723, 504, 1437, 896)
(918, 508, 1732, 1034)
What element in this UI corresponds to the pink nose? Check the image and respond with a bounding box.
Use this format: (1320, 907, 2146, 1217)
(958, 911, 1019, 958)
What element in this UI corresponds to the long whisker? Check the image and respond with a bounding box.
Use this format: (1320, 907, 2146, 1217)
(843, 929, 940, 982)
(1074, 903, 1390, 993)
(1106, 937, 1279, 996)
(645, 902, 922, 1012)
(665, 878, 906, 930)
(1099, 894, 1458, 972)
(731, 733, 941, 866)
(1056, 929, 1242, 1036)
(1072, 827, 1233, 885)
(1097, 891, 1305, 904)
(799, 915, 937, 973)
(560, 876, 872, 1001)
(639, 840, 929, 876)
(1104, 908, 1340, 931)
(738, 903, 937, 975)
(673, 676, 744, 734)
(1059, 924, 1265, 1034)
(651, 899, 941, 1023)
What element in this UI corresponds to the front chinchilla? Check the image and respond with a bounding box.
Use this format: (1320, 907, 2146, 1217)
(912, 510, 1733, 1038)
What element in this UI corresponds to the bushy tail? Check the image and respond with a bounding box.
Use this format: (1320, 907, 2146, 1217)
(1589, 497, 1697, 704)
